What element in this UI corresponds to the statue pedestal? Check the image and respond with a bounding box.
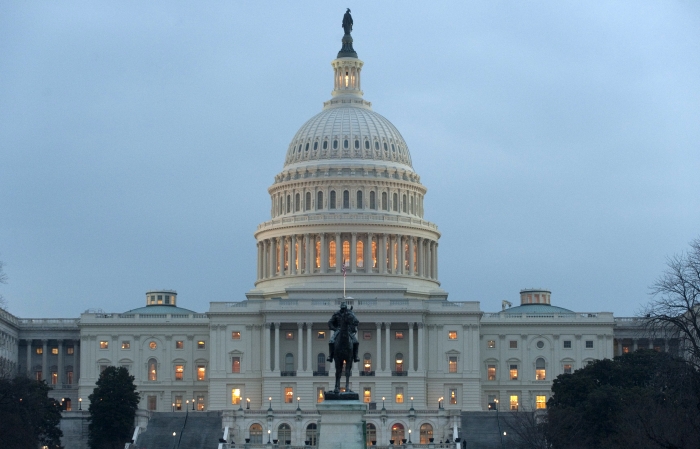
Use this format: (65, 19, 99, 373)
(316, 400, 367, 449)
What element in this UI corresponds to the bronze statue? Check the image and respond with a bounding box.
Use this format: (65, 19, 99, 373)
(342, 8, 353, 35)
(327, 301, 359, 394)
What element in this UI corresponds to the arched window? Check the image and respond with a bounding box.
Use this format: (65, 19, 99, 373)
(314, 142, 318, 151)
(305, 142, 309, 152)
(64, 398, 72, 411)
(317, 353, 326, 373)
(284, 241, 289, 270)
(393, 193, 398, 211)
(323, 140, 328, 150)
(305, 192, 311, 211)
(366, 423, 376, 447)
(344, 139, 349, 149)
(375, 141, 379, 150)
(395, 353, 404, 373)
(306, 423, 318, 446)
(330, 191, 336, 209)
(343, 190, 350, 209)
(404, 243, 409, 271)
(381, 192, 388, 211)
(363, 353, 372, 373)
(278, 423, 291, 446)
(369, 191, 376, 209)
(333, 140, 338, 149)
(249, 424, 263, 444)
(148, 358, 157, 381)
(356, 190, 363, 209)
(343, 240, 350, 265)
(295, 193, 300, 212)
(286, 195, 291, 213)
(419, 424, 433, 444)
(356, 241, 364, 268)
(364, 140, 370, 150)
(329, 241, 336, 268)
(354, 139, 360, 149)
(317, 191, 323, 210)
(391, 423, 405, 445)
(536, 358, 546, 380)
(410, 196, 414, 214)
(285, 353, 294, 372)
(402, 194, 407, 213)
(278, 196, 283, 216)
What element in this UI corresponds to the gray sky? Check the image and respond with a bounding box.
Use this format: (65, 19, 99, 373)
(1, 1, 698, 318)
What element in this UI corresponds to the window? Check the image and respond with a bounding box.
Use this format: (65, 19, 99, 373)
(250, 424, 263, 444)
(395, 353, 404, 372)
(232, 331, 241, 340)
(121, 341, 130, 349)
(317, 331, 326, 339)
(148, 359, 157, 381)
(510, 365, 518, 380)
(356, 190, 363, 209)
(306, 423, 318, 446)
(175, 365, 184, 380)
(232, 357, 241, 373)
(147, 395, 157, 411)
(536, 340, 544, 349)
(536, 395, 547, 409)
(51, 371, 57, 385)
(173, 340, 183, 349)
(100, 341, 108, 350)
(343, 139, 349, 149)
(370, 191, 376, 209)
(363, 331, 372, 340)
(285, 331, 294, 340)
(197, 395, 205, 411)
(563, 364, 572, 374)
(509, 340, 517, 349)
(149, 341, 157, 350)
(395, 386, 404, 403)
(35, 371, 42, 381)
(392, 193, 398, 211)
(175, 396, 183, 411)
(100, 365, 108, 373)
(363, 353, 372, 373)
(420, 424, 433, 444)
(448, 331, 457, 340)
(232, 388, 241, 405)
(317, 353, 326, 373)
(563, 340, 572, 349)
(295, 193, 300, 212)
(67, 347, 74, 355)
(449, 356, 457, 373)
(197, 365, 206, 381)
(51, 347, 58, 355)
(487, 364, 496, 380)
(279, 423, 291, 446)
(67, 370, 73, 384)
(381, 192, 388, 210)
(450, 388, 457, 405)
(391, 423, 405, 443)
(285, 353, 294, 372)
(402, 194, 407, 213)
(585, 340, 594, 349)
(622, 345, 630, 353)
(356, 240, 364, 268)
(363, 387, 371, 403)
(305, 192, 311, 211)
(317, 387, 325, 403)
(197, 341, 206, 349)
(343, 240, 350, 264)
(315, 240, 321, 268)
(487, 340, 496, 349)
(330, 191, 336, 209)
(317, 191, 323, 210)
(395, 331, 404, 340)
(510, 395, 519, 411)
(535, 358, 546, 380)
(284, 387, 294, 403)
(329, 241, 336, 267)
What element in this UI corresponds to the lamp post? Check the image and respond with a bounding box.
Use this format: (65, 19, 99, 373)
(246, 398, 250, 409)
(172, 403, 175, 412)
(78, 397, 82, 410)
(438, 397, 444, 409)
(186, 400, 189, 415)
(268, 396, 273, 410)
(192, 397, 195, 411)
(297, 396, 301, 411)
(382, 397, 385, 409)
(267, 429, 272, 445)
(172, 432, 177, 449)
(494, 399, 504, 449)
(408, 429, 412, 444)
(410, 397, 414, 409)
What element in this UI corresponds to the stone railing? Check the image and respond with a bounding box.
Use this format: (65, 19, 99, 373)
(17, 318, 79, 328)
(210, 299, 481, 314)
(256, 214, 439, 232)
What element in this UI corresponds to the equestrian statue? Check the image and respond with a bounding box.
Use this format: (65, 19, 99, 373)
(327, 301, 360, 394)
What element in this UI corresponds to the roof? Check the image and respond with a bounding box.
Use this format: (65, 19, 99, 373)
(500, 304, 575, 315)
(122, 305, 197, 315)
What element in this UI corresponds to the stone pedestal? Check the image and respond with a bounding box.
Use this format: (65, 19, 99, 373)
(316, 400, 367, 449)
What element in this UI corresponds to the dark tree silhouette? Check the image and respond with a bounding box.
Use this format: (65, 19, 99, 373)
(88, 366, 140, 449)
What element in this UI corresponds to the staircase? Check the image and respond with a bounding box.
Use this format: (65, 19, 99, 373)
(461, 411, 514, 449)
(135, 411, 222, 449)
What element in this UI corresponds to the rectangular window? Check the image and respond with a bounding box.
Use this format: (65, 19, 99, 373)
(563, 340, 571, 349)
(317, 387, 325, 403)
(536, 395, 547, 409)
(197, 395, 205, 411)
(51, 347, 58, 355)
(363, 387, 372, 403)
(563, 364, 572, 374)
(67, 371, 73, 384)
(285, 332, 294, 340)
(448, 357, 457, 373)
(622, 345, 630, 353)
(449, 388, 457, 405)
(510, 395, 519, 411)
(363, 331, 372, 340)
(448, 331, 458, 340)
(121, 341, 130, 349)
(175, 396, 182, 411)
(197, 341, 206, 349)
(176, 340, 184, 349)
(147, 395, 157, 411)
(232, 331, 241, 340)
(585, 340, 594, 349)
(197, 365, 206, 381)
(36, 371, 42, 381)
(232, 388, 241, 405)
(67, 347, 74, 355)
(100, 341, 109, 349)
(510, 365, 518, 380)
(395, 331, 404, 340)
(395, 387, 404, 403)
(175, 365, 184, 381)
(285, 387, 294, 403)
(509, 340, 517, 349)
(36, 347, 43, 355)
(232, 357, 241, 373)
(51, 372, 57, 385)
(487, 340, 496, 349)
(487, 365, 496, 381)
(317, 331, 326, 339)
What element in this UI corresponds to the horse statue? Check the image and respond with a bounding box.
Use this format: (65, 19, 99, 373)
(327, 301, 359, 394)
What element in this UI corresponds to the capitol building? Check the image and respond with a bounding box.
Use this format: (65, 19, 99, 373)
(0, 17, 676, 448)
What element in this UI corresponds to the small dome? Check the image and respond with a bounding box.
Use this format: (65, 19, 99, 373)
(283, 106, 413, 170)
(501, 304, 575, 315)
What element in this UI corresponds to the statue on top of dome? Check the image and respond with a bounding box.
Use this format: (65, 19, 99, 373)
(342, 8, 353, 35)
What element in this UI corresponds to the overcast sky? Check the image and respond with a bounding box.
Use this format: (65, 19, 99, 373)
(1, 1, 698, 318)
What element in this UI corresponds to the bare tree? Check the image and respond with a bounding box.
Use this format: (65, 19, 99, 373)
(643, 238, 700, 368)
(0, 259, 7, 310)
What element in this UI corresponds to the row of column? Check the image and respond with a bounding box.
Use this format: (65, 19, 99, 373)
(257, 233, 438, 281)
(614, 338, 670, 356)
(24, 339, 79, 385)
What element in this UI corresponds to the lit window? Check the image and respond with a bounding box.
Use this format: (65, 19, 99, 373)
(448, 331, 457, 340)
(148, 358, 157, 381)
(487, 340, 496, 349)
(563, 340, 571, 349)
(197, 341, 206, 349)
(317, 387, 324, 403)
(395, 387, 404, 403)
(395, 353, 404, 372)
(449, 357, 457, 373)
(363, 353, 372, 373)
(535, 358, 546, 380)
(395, 331, 404, 340)
(232, 388, 241, 405)
(563, 364, 572, 374)
(285, 331, 294, 340)
(329, 241, 336, 267)
(176, 341, 184, 349)
(67, 347, 74, 355)
(509, 340, 517, 349)
(450, 388, 457, 405)
(363, 331, 371, 340)
(510, 395, 519, 411)
(510, 365, 518, 380)
(121, 341, 130, 349)
(232, 357, 241, 373)
(487, 365, 496, 381)
(51, 347, 58, 355)
(149, 341, 157, 350)
(585, 340, 594, 349)
(99, 341, 108, 350)
(317, 331, 326, 339)
(536, 395, 547, 409)
(175, 396, 182, 411)
(232, 331, 241, 340)
(363, 387, 371, 403)
(622, 345, 630, 353)
(175, 365, 184, 381)
(285, 387, 294, 403)
(197, 395, 205, 411)
(356, 240, 364, 267)
(51, 372, 57, 385)
(197, 365, 206, 381)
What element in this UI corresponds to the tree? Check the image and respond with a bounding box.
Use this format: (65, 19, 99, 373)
(0, 376, 64, 449)
(88, 366, 140, 449)
(0, 258, 7, 310)
(644, 238, 700, 368)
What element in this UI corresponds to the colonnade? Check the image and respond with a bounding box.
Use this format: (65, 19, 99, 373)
(24, 339, 79, 386)
(613, 337, 672, 356)
(256, 233, 438, 282)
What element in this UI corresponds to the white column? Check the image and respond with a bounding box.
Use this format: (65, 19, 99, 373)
(297, 322, 303, 372)
(57, 339, 64, 385)
(41, 340, 48, 381)
(408, 323, 414, 372)
(74, 340, 80, 382)
(351, 232, 357, 273)
(417, 323, 424, 372)
(381, 234, 388, 274)
(435, 242, 439, 279)
(366, 233, 373, 273)
(335, 233, 342, 272)
(274, 323, 281, 373)
(270, 239, 276, 277)
(264, 324, 272, 372)
(388, 236, 395, 273)
(279, 237, 285, 276)
(305, 234, 311, 274)
(385, 323, 391, 373)
(416, 238, 423, 277)
(376, 323, 382, 373)
(306, 323, 312, 372)
(26, 341, 32, 375)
